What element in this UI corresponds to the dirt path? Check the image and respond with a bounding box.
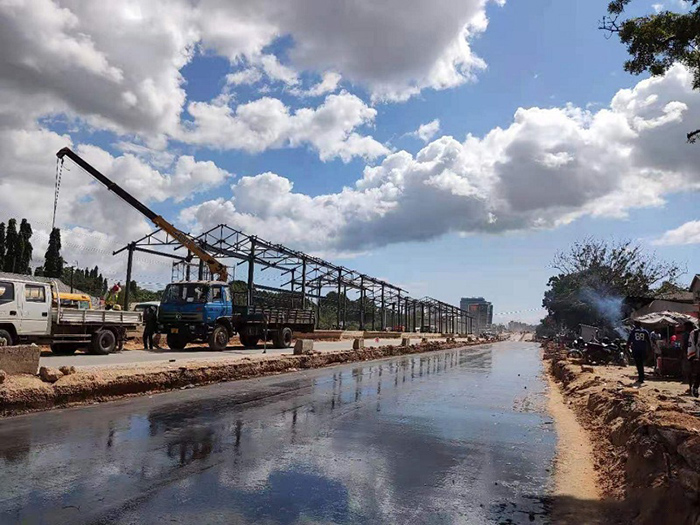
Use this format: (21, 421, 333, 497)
(546, 373, 605, 524)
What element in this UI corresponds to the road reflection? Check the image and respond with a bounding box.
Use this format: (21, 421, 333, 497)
(0, 344, 553, 525)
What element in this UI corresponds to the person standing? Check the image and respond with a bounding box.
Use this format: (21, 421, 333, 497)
(627, 321, 652, 385)
(685, 322, 700, 397)
(143, 306, 158, 351)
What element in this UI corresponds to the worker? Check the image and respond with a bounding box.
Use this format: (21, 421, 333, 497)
(143, 306, 158, 351)
(104, 282, 122, 310)
(627, 321, 651, 385)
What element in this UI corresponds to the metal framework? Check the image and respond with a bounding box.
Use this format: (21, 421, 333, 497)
(115, 224, 473, 334)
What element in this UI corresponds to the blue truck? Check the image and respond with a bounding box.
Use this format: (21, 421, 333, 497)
(158, 281, 315, 350)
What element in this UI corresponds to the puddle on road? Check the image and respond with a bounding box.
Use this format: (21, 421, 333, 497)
(0, 342, 555, 524)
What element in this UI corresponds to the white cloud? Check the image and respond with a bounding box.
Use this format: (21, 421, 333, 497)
(295, 71, 342, 97)
(653, 221, 700, 246)
(225, 69, 263, 87)
(179, 65, 700, 254)
(180, 91, 389, 162)
(411, 119, 441, 143)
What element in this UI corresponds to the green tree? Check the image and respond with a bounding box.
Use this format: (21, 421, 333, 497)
(43, 228, 64, 278)
(3, 219, 18, 273)
(540, 238, 682, 335)
(602, 0, 700, 141)
(18, 219, 33, 274)
(0, 222, 5, 271)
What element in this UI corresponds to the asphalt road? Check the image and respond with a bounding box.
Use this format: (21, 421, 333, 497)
(1, 342, 554, 524)
(40, 338, 451, 369)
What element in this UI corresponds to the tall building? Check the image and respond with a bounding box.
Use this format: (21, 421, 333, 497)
(460, 297, 493, 334)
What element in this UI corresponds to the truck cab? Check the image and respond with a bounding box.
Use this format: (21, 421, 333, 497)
(158, 281, 233, 350)
(0, 278, 52, 345)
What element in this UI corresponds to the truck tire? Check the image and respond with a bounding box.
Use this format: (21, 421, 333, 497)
(239, 334, 258, 348)
(0, 329, 13, 346)
(208, 325, 229, 351)
(273, 327, 293, 349)
(50, 343, 80, 355)
(167, 333, 188, 350)
(91, 329, 117, 355)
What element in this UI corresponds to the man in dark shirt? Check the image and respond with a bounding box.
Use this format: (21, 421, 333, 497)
(627, 321, 651, 384)
(683, 321, 700, 397)
(143, 306, 158, 351)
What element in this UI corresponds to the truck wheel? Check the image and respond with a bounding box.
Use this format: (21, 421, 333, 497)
(239, 334, 258, 348)
(50, 343, 79, 355)
(208, 325, 230, 351)
(167, 333, 188, 350)
(91, 330, 117, 355)
(273, 327, 293, 349)
(0, 329, 13, 346)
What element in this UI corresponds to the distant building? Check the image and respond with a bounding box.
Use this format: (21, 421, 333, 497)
(460, 297, 493, 334)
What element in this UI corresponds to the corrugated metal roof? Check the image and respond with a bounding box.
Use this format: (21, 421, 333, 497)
(0, 271, 86, 295)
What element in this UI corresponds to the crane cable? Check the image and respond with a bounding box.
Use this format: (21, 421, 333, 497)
(52, 157, 64, 231)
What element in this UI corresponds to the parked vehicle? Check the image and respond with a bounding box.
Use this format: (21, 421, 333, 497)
(158, 281, 315, 350)
(0, 277, 142, 354)
(133, 301, 160, 315)
(54, 292, 92, 310)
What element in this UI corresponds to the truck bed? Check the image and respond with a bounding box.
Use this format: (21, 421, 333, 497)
(233, 305, 315, 327)
(53, 308, 142, 327)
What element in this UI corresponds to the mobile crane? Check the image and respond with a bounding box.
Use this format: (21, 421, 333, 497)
(56, 148, 228, 282)
(56, 148, 315, 351)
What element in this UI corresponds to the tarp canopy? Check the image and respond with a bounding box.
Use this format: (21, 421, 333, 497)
(630, 311, 699, 329)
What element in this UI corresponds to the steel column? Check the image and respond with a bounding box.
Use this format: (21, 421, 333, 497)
(123, 243, 134, 309)
(247, 237, 256, 305)
(336, 269, 342, 329)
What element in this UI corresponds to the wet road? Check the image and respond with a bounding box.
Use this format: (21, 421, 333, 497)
(0, 342, 554, 524)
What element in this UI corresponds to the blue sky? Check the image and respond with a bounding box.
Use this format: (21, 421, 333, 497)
(1, 0, 698, 323)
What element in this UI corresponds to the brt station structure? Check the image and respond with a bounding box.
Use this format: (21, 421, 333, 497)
(114, 223, 474, 336)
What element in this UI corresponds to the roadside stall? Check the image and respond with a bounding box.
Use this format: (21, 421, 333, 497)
(631, 311, 698, 378)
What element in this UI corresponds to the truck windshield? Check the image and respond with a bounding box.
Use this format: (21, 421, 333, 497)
(163, 284, 209, 304)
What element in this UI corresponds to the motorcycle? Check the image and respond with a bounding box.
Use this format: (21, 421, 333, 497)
(567, 336, 586, 359)
(580, 337, 628, 366)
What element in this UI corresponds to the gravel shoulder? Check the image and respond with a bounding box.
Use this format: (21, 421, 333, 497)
(544, 343, 700, 525)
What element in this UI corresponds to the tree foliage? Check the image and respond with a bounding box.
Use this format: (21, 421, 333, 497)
(602, 0, 700, 141)
(42, 228, 64, 278)
(61, 266, 108, 297)
(541, 238, 683, 334)
(0, 223, 4, 270)
(18, 219, 32, 275)
(3, 219, 19, 273)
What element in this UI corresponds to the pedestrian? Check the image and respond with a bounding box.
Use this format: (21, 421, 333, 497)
(627, 321, 652, 385)
(685, 321, 700, 397)
(143, 306, 158, 351)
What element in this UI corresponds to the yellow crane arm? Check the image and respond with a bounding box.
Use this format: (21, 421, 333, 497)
(152, 217, 228, 282)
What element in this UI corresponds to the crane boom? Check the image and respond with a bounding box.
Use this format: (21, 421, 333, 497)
(56, 147, 229, 282)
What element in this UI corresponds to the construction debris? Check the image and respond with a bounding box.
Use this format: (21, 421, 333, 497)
(39, 367, 63, 383)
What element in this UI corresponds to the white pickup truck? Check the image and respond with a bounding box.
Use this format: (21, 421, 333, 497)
(0, 277, 142, 355)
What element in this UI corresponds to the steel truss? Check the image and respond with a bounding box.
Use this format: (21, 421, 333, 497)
(115, 224, 473, 334)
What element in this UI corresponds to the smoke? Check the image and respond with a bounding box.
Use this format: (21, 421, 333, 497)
(579, 287, 629, 337)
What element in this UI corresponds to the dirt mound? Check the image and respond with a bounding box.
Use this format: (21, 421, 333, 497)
(0, 340, 473, 417)
(546, 345, 700, 525)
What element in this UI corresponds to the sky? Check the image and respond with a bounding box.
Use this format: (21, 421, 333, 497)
(0, 0, 698, 323)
